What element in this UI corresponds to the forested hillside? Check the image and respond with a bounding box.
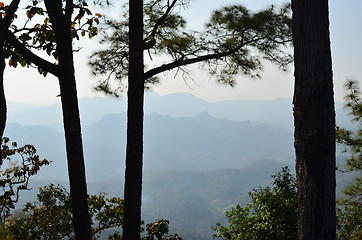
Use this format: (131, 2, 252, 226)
(17, 159, 290, 239)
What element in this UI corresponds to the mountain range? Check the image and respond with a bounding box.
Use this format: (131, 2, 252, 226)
(4, 92, 302, 181)
(3, 92, 354, 238)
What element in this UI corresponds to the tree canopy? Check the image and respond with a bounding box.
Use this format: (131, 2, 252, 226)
(89, 1, 292, 94)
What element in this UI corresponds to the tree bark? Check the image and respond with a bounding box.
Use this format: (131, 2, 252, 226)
(58, 66, 91, 240)
(44, 0, 91, 238)
(292, 0, 336, 239)
(122, 0, 144, 239)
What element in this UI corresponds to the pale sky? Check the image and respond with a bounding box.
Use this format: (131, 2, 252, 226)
(3, 0, 362, 106)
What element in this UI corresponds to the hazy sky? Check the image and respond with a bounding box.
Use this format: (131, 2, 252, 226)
(3, 0, 362, 106)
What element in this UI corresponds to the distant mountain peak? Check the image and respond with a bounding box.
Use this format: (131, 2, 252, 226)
(196, 111, 212, 118)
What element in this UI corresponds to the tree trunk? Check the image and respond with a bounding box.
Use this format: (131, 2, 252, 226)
(0, 0, 20, 148)
(0, 52, 6, 165)
(58, 70, 91, 240)
(292, 0, 336, 239)
(122, 0, 144, 239)
(0, 41, 6, 143)
(44, 0, 91, 238)
(57, 27, 92, 240)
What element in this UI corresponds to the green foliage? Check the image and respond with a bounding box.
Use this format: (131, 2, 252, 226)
(336, 79, 362, 239)
(105, 219, 184, 240)
(88, 192, 124, 238)
(1, 0, 101, 76)
(0, 137, 50, 225)
(89, 1, 292, 95)
(6, 184, 73, 239)
(205, 4, 292, 83)
(5, 184, 181, 239)
(336, 80, 362, 174)
(6, 184, 124, 239)
(337, 205, 362, 240)
(143, 219, 182, 240)
(212, 167, 298, 240)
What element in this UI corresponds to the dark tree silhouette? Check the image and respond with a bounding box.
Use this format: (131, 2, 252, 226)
(123, 0, 144, 239)
(43, 0, 91, 238)
(292, 0, 336, 239)
(0, 0, 20, 152)
(1, 0, 103, 238)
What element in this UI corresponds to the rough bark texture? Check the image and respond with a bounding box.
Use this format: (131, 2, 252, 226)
(44, 0, 91, 239)
(58, 67, 91, 240)
(122, 0, 144, 239)
(292, 0, 336, 239)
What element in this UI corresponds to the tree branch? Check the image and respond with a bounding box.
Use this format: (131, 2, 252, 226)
(3, 0, 20, 28)
(144, 49, 237, 79)
(143, 0, 178, 50)
(3, 28, 60, 76)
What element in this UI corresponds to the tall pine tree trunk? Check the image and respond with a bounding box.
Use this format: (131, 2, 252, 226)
(123, 0, 144, 239)
(44, 0, 91, 238)
(56, 24, 92, 240)
(292, 0, 336, 239)
(58, 69, 91, 240)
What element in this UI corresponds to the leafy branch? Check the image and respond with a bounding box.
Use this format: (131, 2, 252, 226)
(0, 137, 50, 225)
(89, 1, 293, 95)
(1, 0, 102, 77)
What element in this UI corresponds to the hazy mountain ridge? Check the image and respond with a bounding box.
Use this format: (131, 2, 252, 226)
(4, 92, 352, 182)
(7, 91, 351, 131)
(4, 92, 354, 238)
(7, 92, 295, 128)
(3, 111, 295, 182)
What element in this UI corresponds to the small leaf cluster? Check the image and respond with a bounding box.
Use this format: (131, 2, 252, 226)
(88, 193, 124, 238)
(212, 167, 298, 240)
(143, 219, 182, 240)
(0, 137, 50, 226)
(71, 1, 101, 40)
(0, 2, 30, 69)
(0, 1, 16, 19)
